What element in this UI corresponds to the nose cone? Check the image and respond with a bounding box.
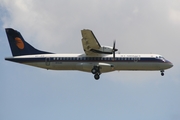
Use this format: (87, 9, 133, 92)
(166, 60, 173, 69)
(169, 62, 173, 68)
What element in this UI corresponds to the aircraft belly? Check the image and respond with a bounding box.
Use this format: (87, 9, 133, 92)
(76, 62, 93, 72)
(52, 62, 76, 70)
(24, 62, 47, 69)
(114, 62, 160, 70)
(76, 62, 115, 73)
(24, 62, 76, 70)
(23, 61, 164, 72)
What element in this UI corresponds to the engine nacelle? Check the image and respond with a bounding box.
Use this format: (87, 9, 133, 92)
(91, 46, 113, 54)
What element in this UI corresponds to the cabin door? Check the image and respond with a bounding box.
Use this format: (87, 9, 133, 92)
(45, 57, 51, 66)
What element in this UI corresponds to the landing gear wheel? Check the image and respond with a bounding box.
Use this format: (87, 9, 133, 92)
(92, 66, 101, 80)
(161, 72, 164, 76)
(94, 74, 100, 80)
(160, 70, 164, 76)
(91, 69, 96, 74)
(91, 66, 100, 74)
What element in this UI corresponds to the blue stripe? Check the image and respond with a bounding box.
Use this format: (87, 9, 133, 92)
(5, 57, 165, 63)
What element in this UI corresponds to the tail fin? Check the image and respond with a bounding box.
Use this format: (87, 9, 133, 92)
(5, 28, 52, 56)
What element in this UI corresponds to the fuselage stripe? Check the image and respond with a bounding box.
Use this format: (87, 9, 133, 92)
(5, 57, 166, 63)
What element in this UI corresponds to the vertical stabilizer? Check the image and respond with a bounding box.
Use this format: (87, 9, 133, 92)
(5, 28, 52, 56)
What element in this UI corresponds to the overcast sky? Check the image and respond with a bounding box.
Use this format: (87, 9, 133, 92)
(0, 0, 180, 120)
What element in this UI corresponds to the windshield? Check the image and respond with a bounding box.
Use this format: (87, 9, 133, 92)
(156, 56, 166, 61)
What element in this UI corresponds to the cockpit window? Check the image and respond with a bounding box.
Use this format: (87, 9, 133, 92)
(156, 56, 162, 59)
(159, 56, 162, 58)
(156, 56, 166, 61)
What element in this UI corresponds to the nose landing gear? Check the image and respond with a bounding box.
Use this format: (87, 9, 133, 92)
(91, 66, 101, 80)
(160, 70, 164, 76)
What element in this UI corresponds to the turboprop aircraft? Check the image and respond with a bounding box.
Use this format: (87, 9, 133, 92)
(5, 28, 173, 80)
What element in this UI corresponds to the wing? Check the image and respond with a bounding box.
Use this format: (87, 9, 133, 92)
(81, 29, 101, 55)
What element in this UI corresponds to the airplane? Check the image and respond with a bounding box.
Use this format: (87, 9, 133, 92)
(5, 28, 173, 80)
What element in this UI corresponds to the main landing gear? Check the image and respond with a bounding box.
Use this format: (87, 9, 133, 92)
(91, 66, 101, 80)
(160, 70, 164, 76)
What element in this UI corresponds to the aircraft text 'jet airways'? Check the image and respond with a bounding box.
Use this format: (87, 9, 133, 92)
(5, 28, 173, 80)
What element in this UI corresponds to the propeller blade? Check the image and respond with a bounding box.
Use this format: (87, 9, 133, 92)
(112, 40, 118, 60)
(113, 41, 116, 50)
(113, 41, 118, 51)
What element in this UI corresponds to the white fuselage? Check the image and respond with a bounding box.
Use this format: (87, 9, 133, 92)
(5, 53, 173, 73)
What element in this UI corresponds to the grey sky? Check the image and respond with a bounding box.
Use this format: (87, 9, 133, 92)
(0, 0, 180, 120)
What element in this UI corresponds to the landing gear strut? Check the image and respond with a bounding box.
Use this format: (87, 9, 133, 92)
(91, 66, 101, 80)
(160, 70, 164, 76)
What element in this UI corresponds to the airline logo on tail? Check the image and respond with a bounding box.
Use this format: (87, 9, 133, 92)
(15, 37, 24, 49)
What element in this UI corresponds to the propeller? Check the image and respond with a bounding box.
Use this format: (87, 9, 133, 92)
(112, 40, 118, 60)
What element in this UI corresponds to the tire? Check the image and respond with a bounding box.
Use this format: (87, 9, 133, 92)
(94, 74, 100, 80)
(161, 72, 164, 76)
(91, 69, 96, 74)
